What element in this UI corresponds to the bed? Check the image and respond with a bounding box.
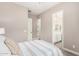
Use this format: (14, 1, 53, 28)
(0, 36, 11, 56)
(18, 40, 63, 56)
(0, 36, 63, 56)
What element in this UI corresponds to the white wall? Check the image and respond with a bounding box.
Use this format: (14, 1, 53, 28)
(0, 3, 28, 42)
(64, 2, 79, 53)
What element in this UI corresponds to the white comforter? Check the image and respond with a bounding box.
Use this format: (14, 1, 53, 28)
(18, 40, 63, 56)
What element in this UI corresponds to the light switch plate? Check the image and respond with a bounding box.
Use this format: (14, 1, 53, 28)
(73, 45, 75, 48)
(24, 30, 27, 32)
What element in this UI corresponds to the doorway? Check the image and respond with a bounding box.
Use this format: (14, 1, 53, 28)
(37, 17, 41, 40)
(52, 10, 63, 48)
(27, 17, 32, 41)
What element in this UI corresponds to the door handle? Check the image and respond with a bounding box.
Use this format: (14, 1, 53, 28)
(30, 32, 32, 33)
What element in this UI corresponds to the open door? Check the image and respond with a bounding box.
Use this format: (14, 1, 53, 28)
(52, 10, 63, 44)
(37, 18, 41, 40)
(27, 18, 32, 41)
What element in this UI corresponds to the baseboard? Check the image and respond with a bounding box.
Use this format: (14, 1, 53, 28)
(62, 47, 79, 56)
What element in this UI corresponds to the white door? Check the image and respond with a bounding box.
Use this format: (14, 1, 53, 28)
(52, 10, 63, 43)
(37, 18, 41, 39)
(27, 18, 32, 41)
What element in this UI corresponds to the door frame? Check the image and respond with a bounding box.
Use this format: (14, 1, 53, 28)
(52, 10, 64, 48)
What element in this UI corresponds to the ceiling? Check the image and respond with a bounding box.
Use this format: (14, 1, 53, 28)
(15, 2, 59, 15)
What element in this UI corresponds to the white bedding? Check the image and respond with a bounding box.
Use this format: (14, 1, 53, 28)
(0, 36, 11, 56)
(0, 42, 11, 56)
(18, 40, 63, 56)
